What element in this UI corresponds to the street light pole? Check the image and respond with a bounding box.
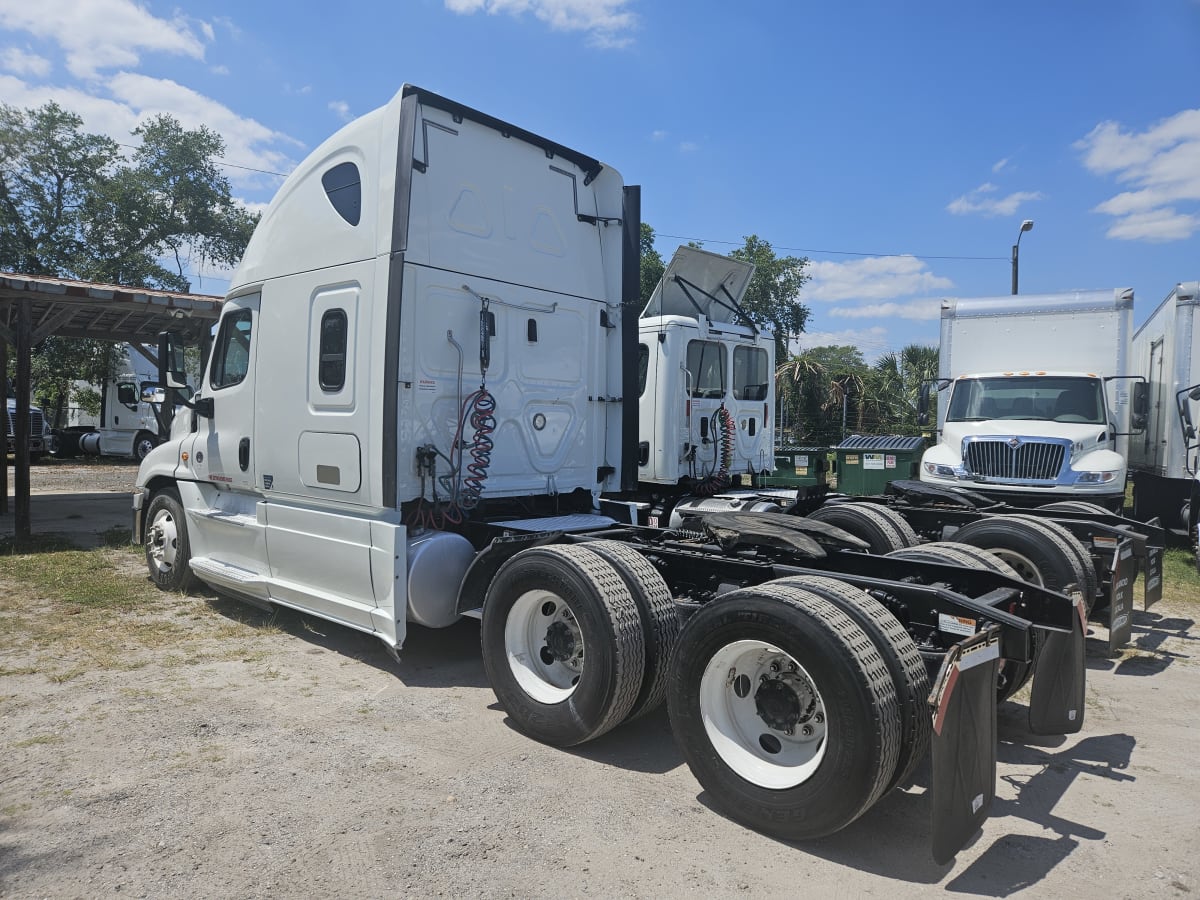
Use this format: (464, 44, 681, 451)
(1011, 219, 1034, 295)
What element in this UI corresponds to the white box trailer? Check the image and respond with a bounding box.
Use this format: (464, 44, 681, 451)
(920, 289, 1138, 511)
(1128, 281, 1200, 535)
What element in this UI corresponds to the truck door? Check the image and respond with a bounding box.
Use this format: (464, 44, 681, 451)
(685, 338, 729, 478)
(197, 294, 260, 492)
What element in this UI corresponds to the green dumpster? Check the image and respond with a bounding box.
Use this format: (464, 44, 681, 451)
(832, 435, 926, 496)
(761, 445, 831, 489)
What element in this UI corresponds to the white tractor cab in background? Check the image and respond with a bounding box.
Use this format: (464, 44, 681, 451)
(52, 344, 194, 461)
(918, 289, 1146, 513)
(134, 84, 1113, 863)
(636, 246, 775, 520)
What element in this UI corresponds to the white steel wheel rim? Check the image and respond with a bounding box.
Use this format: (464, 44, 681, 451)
(136, 437, 155, 459)
(700, 640, 828, 789)
(505, 589, 585, 704)
(147, 507, 179, 575)
(987, 548, 1043, 585)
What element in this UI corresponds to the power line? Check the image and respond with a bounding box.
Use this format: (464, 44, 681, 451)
(116, 142, 291, 178)
(656, 233, 1007, 262)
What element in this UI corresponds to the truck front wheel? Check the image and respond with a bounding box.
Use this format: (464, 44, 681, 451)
(145, 488, 196, 593)
(667, 582, 901, 841)
(481, 544, 645, 747)
(134, 431, 158, 462)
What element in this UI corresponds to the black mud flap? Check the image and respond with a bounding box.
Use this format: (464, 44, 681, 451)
(1143, 528, 1163, 610)
(928, 626, 1001, 866)
(1108, 538, 1135, 657)
(1029, 593, 1086, 735)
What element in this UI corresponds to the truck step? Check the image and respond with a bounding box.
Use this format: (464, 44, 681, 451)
(189, 556, 266, 587)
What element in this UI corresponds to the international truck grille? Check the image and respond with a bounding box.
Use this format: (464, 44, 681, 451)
(964, 439, 1065, 481)
(6, 410, 43, 438)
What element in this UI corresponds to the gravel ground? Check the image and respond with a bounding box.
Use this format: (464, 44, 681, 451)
(1, 466, 1197, 898)
(7, 458, 142, 495)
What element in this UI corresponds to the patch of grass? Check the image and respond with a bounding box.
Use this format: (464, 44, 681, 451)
(11, 733, 63, 749)
(1162, 548, 1200, 604)
(0, 545, 157, 610)
(0, 665, 38, 677)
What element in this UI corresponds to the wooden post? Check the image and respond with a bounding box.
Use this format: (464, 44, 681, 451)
(15, 298, 31, 543)
(0, 326, 8, 516)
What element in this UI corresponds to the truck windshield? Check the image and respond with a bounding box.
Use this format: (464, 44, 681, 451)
(946, 376, 1106, 425)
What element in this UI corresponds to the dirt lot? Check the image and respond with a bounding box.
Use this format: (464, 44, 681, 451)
(1, 464, 1198, 897)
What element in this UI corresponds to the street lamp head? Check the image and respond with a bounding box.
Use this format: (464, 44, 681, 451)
(1020, 219, 1034, 233)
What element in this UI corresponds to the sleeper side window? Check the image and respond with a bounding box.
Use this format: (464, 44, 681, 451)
(319, 309, 348, 392)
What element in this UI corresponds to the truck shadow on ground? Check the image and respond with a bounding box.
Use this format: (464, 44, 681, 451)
(201, 591, 492, 689)
(718, 707, 1138, 891)
(1083, 607, 1196, 676)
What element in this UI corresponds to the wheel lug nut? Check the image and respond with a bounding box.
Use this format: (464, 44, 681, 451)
(802, 725, 814, 737)
(814, 712, 825, 724)
(769, 662, 780, 673)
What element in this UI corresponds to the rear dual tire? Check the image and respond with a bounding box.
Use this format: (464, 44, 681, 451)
(667, 582, 904, 841)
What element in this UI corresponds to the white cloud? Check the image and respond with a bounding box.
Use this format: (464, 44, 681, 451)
(829, 299, 942, 321)
(1102, 208, 1199, 243)
(211, 64, 230, 76)
(0, 46, 50, 77)
(0, 0, 208, 78)
(1076, 109, 1200, 242)
(1, 71, 301, 191)
(805, 255, 953, 303)
(105, 72, 302, 186)
(947, 182, 1042, 216)
(678, 141, 698, 153)
(651, 129, 667, 142)
(992, 157, 1009, 173)
(444, 0, 636, 48)
(328, 100, 352, 122)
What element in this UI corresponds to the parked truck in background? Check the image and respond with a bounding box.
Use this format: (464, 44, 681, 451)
(1128, 281, 1200, 549)
(919, 289, 1144, 512)
(132, 84, 1097, 862)
(52, 344, 193, 461)
(4, 388, 49, 462)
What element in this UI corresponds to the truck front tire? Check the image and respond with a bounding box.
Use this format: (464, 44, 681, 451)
(144, 488, 196, 593)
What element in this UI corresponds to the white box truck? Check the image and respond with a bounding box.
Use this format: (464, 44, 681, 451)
(1128, 281, 1200, 541)
(919, 289, 1141, 512)
(130, 84, 1089, 860)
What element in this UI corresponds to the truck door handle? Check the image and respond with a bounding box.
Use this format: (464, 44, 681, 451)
(238, 437, 250, 471)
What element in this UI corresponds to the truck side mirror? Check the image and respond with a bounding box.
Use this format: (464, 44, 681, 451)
(917, 382, 930, 427)
(1131, 381, 1149, 433)
(157, 331, 188, 390)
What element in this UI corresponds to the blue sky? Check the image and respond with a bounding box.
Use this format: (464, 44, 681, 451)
(2, 0, 1197, 360)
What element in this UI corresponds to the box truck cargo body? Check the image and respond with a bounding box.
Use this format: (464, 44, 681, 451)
(1129, 281, 1200, 535)
(920, 289, 1136, 510)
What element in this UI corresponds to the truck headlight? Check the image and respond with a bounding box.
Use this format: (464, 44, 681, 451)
(923, 462, 959, 478)
(1076, 470, 1119, 484)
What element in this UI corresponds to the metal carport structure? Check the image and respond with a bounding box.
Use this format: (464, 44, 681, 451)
(1, 272, 222, 543)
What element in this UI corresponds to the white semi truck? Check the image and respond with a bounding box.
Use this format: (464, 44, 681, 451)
(52, 344, 192, 461)
(132, 84, 1092, 861)
(919, 290, 1143, 512)
(1129, 281, 1200, 549)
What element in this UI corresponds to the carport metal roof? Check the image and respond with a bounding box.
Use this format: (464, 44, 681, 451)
(0, 271, 223, 346)
(1, 272, 224, 542)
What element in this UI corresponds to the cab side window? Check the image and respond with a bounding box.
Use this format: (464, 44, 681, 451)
(210, 309, 254, 390)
